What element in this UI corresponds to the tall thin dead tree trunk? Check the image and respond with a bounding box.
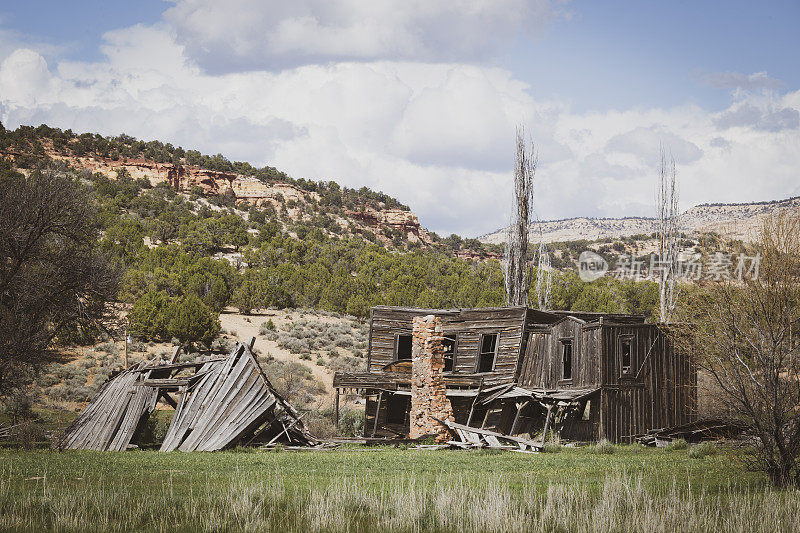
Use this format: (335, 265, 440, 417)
(657, 147, 680, 323)
(505, 127, 536, 307)
(535, 224, 552, 310)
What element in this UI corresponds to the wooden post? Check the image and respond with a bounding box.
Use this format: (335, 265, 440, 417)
(540, 404, 553, 445)
(124, 324, 128, 369)
(334, 388, 340, 429)
(169, 345, 182, 364)
(481, 406, 492, 429)
(510, 401, 529, 435)
(371, 392, 383, 437)
(466, 379, 484, 427)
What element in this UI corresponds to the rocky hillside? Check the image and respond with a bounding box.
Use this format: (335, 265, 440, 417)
(681, 196, 800, 241)
(479, 217, 658, 245)
(480, 196, 800, 244)
(0, 124, 432, 247)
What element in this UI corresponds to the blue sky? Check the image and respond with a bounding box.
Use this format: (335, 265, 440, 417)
(503, 1, 800, 111)
(0, 1, 798, 236)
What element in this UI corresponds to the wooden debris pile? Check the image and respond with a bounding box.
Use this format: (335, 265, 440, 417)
(57, 339, 318, 451)
(636, 418, 746, 447)
(442, 419, 542, 453)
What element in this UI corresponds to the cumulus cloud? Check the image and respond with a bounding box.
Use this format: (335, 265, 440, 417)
(0, 49, 55, 106)
(163, 0, 559, 72)
(698, 70, 784, 90)
(713, 103, 799, 132)
(0, 24, 799, 236)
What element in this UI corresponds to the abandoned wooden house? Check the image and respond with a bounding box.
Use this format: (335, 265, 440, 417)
(57, 340, 317, 451)
(333, 306, 696, 443)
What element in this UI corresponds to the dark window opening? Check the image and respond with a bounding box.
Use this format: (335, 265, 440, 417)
(386, 394, 410, 425)
(477, 333, 498, 373)
(561, 340, 573, 380)
(396, 334, 412, 361)
(621, 337, 632, 374)
(442, 334, 456, 372)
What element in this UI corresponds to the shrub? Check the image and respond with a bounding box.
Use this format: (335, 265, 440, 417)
(543, 443, 562, 453)
(300, 353, 311, 361)
(305, 413, 336, 439)
(591, 439, 615, 454)
(334, 335, 354, 348)
(130, 291, 220, 346)
(689, 442, 717, 458)
(259, 319, 276, 335)
(211, 337, 235, 354)
(129, 291, 171, 340)
(96, 341, 120, 357)
(138, 415, 170, 446)
(262, 360, 325, 405)
(666, 438, 688, 451)
(327, 355, 365, 373)
(2, 388, 34, 423)
(11, 420, 47, 449)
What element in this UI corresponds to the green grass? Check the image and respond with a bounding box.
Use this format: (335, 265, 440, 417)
(1, 445, 793, 531)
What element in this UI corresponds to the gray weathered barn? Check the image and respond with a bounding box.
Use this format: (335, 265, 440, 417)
(333, 306, 696, 443)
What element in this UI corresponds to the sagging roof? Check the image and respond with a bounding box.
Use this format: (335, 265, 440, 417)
(372, 305, 646, 326)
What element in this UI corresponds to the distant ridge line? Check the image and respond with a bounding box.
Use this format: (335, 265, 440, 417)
(692, 195, 800, 208)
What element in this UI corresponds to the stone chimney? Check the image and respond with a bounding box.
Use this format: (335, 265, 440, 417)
(409, 315, 453, 442)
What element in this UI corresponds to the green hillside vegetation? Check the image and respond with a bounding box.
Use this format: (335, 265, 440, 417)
(0, 125, 670, 350)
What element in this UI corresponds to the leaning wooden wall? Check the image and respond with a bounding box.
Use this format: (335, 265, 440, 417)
(518, 319, 602, 389)
(598, 324, 696, 442)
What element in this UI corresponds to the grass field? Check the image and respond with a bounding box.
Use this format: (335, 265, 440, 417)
(1, 444, 798, 532)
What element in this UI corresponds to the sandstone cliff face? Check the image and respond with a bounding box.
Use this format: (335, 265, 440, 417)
(14, 149, 431, 246)
(345, 207, 432, 244)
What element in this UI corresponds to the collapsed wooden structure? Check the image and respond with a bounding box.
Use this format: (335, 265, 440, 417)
(334, 306, 696, 443)
(57, 340, 317, 451)
(636, 418, 747, 447)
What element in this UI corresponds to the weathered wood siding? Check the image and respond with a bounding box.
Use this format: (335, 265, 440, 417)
(518, 318, 601, 389)
(367, 307, 528, 384)
(598, 324, 696, 442)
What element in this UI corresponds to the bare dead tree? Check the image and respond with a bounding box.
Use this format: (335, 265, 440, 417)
(674, 211, 800, 487)
(657, 147, 680, 323)
(504, 127, 536, 307)
(535, 227, 552, 310)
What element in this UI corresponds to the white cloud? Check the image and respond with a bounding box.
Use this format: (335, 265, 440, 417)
(714, 102, 799, 132)
(606, 126, 704, 165)
(0, 24, 799, 237)
(0, 49, 54, 106)
(163, 0, 559, 72)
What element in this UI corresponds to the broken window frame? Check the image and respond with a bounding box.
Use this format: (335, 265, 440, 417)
(442, 334, 457, 372)
(395, 333, 413, 361)
(619, 334, 634, 376)
(476, 332, 499, 373)
(560, 338, 573, 381)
